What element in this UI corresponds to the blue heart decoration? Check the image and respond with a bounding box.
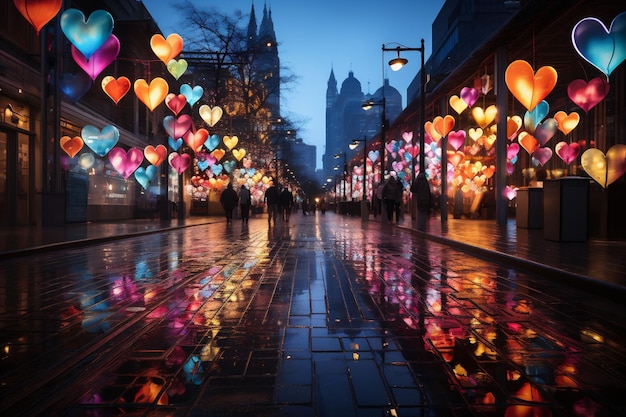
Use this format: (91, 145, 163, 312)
(180, 84, 204, 107)
(246, 168, 256, 176)
(134, 165, 157, 190)
(204, 134, 221, 151)
(59, 71, 93, 103)
(60, 9, 114, 59)
(239, 168, 247, 175)
(223, 160, 236, 173)
(211, 164, 223, 176)
(403, 152, 412, 163)
(168, 137, 183, 151)
(81, 125, 119, 157)
(523, 100, 549, 133)
(197, 160, 210, 172)
(572, 12, 626, 78)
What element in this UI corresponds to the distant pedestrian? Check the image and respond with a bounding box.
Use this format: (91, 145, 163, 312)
(383, 175, 400, 224)
(374, 179, 386, 217)
(319, 198, 327, 215)
(264, 180, 280, 225)
(280, 187, 294, 222)
(220, 183, 238, 224)
(411, 172, 432, 231)
(238, 184, 251, 224)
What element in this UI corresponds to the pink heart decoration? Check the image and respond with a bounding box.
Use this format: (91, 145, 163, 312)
(504, 185, 517, 200)
(532, 147, 553, 166)
(71, 34, 120, 81)
(555, 141, 581, 165)
(567, 77, 610, 113)
(108, 147, 144, 179)
(163, 115, 192, 139)
(534, 118, 558, 146)
(448, 130, 466, 151)
(402, 131, 413, 143)
(460, 87, 479, 107)
(165, 93, 187, 115)
(168, 152, 191, 175)
(507, 143, 520, 160)
(392, 161, 405, 173)
(386, 141, 396, 154)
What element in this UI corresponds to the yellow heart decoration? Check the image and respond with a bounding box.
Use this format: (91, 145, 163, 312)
(133, 78, 169, 111)
(199, 105, 223, 127)
(468, 128, 483, 141)
(581, 145, 626, 188)
(471, 105, 497, 129)
(252, 172, 263, 183)
(166, 59, 187, 80)
(232, 148, 246, 161)
(553, 111, 580, 135)
(262, 175, 271, 184)
(484, 134, 497, 150)
(449, 95, 468, 114)
(223, 135, 238, 150)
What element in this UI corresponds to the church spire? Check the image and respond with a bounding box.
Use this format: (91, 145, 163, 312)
(247, 2, 257, 47)
(258, 2, 276, 44)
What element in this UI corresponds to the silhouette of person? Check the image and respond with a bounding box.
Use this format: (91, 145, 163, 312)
(220, 183, 238, 223)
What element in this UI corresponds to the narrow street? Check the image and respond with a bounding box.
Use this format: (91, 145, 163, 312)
(1, 212, 625, 416)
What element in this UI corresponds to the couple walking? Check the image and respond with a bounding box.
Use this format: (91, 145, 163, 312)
(219, 183, 252, 224)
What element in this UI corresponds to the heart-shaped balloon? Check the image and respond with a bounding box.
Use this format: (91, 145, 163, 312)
(368, 150, 379, 163)
(507, 143, 520, 161)
(168, 152, 191, 175)
(168, 137, 183, 151)
(424, 121, 442, 142)
(532, 147, 553, 166)
(60, 136, 84, 158)
(144, 144, 167, 166)
(405, 144, 419, 158)
(102, 76, 130, 104)
(134, 165, 157, 190)
(167, 59, 188, 80)
(523, 100, 550, 133)
(518, 132, 540, 156)
(581, 144, 626, 188)
(433, 115, 455, 137)
(555, 142, 581, 165)
(163, 115, 192, 140)
(211, 163, 224, 175)
(572, 12, 626, 78)
(150, 34, 183, 64)
(223, 160, 236, 173)
(553, 111, 580, 135)
(204, 134, 221, 151)
(180, 84, 203, 107)
(507, 115, 522, 140)
(460, 87, 479, 107)
(468, 128, 483, 141)
(165, 93, 187, 116)
(211, 148, 226, 162)
(223, 135, 238, 150)
(81, 124, 119, 157)
(505, 60, 557, 111)
(184, 128, 209, 152)
(447, 130, 466, 151)
(232, 149, 246, 161)
(197, 160, 210, 172)
(447, 151, 465, 167)
(71, 34, 119, 80)
(59, 71, 93, 102)
(402, 131, 413, 143)
(108, 147, 144, 179)
(567, 77, 610, 113)
(60, 9, 114, 59)
(78, 153, 95, 170)
(534, 118, 557, 146)
(14, 0, 62, 34)
(471, 105, 497, 129)
(449, 95, 468, 114)
(199, 105, 223, 127)
(134, 78, 169, 111)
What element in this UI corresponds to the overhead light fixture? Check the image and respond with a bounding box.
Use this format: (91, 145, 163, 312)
(389, 51, 408, 71)
(4, 104, 19, 124)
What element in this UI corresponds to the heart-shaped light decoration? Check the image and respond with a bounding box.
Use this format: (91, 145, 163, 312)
(518, 132, 540, 155)
(211, 163, 224, 176)
(134, 165, 157, 190)
(168, 137, 183, 151)
(534, 118, 558, 146)
(183, 128, 209, 152)
(59, 71, 92, 103)
(71, 34, 120, 80)
(167, 59, 187, 80)
(572, 12, 626, 78)
(447, 151, 465, 167)
(555, 142, 581, 165)
(581, 144, 626, 188)
(505, 60, 558, 111)
(60, 136, 84, 158)
(553, 111, 580, 135)
(168, 152, 191, 175)
(507, 116, 522, 140)
(433, 115, 455, 138)
(144, 144, 167, 166)
(523, 100, 550, 133)
(402, 131, 413, 143)
(368, 150, 379, 163)
(81, 124, 119, 157)
(14, 0, 63, 34)
(223, 160, 236, 173)
(163, 94, 186, 116)
(532, 147, 553, 166)
(507, 143, 520, 160)
(102, 76, 130, 104)
(460, 87, 479, 107)
(180, 84, 203, 107)
(232, 148, 246, 161)
(134, 78, 169, 111)
(471, 105, 497, 129)
(199, 105, 223, 127)
(108, 146, 144, 179)
(504, 185, 517, 201)
(447, 130, 466, 151)
(482, 165, 496, 179)
(78, 153, 95, 170)
(204, 134, 221, 151)
(163, 115, 192, 140)
(150, 33, 183, 64)
(449, 95, 468, 114)
(223, 135, 238, 150)
(468, 128, 483, 141)
(197, 160, 210, 172)
(405, 144, 419, 158)
(60, 9, 114, 59)
(211, 148, 226, 162)
(424, 121, 442, 142)
(567, 77, 610, 113)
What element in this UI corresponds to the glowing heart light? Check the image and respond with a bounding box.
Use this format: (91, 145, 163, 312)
(468, 128, 483, 141)
(163, 115, 192, 140)
(134, 78, 169, 111)
(204, 134, 221, 151)
(567, 77, 610, 113)
(81, 124, 119, 157)
(134, 165, 157, 190)
(471, 105, 497, 128)
(78, 153, 95, 170)
(223, 135, 238, 150)
(108, 147, 144, 179)
(168, 137, 183, 151)
(167, 59, 187, 80)
(553, 111, 580, 135)
(504, 185, 517, 201)
(532, 147, 552, 166)
(523, 100, 549, 133)
(223, 160, 236, 173)
(518, 132, 540, 156)
(505, 60, 557, 111)
(183, 128, 209, 152)
(211, 148, 226, 162)
(447, 151, 465, 167)
(405, 144, 419, 158)
(211, 164, 223, 175)
(197, 160, 210, 172)
(59, 71, 92, 102)
(447, 130, 466, 151)
(555, 142, 581, 165)
(199, 105, 223, 127)
(180, 84, 204, 107)
(13, 0, 62, 34)
(168, 152, 191, 175)
(150, 34, 183, 65)
(424, 121, 442, 142)
(507, 116, 522, 140)
(507, 143, 520, 161)
(60, 9, 114, 59)
(534, 118, 557, 146)
(60, 136, 84, 158)
(144, 144, 167, 166)
(165, 93, 187, 115)
(460, 87, 479, 107)
(102, 76, 130, 104)
(433, 115, 455, 138)
(232, 149, 246, 161)
(449, 95, 468, 114)
(71, 34, 120, 80)
(572, 12, 626, 78)
(581, 144, 626, 188)
(401, 131, 413, 143)
(368, 150, 379, 163)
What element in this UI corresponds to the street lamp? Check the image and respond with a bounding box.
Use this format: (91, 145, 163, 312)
(334, 152, 347, 202)
(361, 97, 387, 177)
(350, 136, 369, 221)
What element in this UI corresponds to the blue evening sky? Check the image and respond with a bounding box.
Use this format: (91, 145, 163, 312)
(141, 0, 445, 168)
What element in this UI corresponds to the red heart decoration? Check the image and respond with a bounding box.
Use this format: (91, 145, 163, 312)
(532, 147, 553, 166)
(567, 77, 610, 113)
(555, 142, 581, 165)
(183, 128, 209, 152)
(13, 0, 62, 34)
(518, 132, 540, 155)
(102, 76, 130, 104)
(165, 93, 187, 116)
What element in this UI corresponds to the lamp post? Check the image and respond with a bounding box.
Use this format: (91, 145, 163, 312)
(362, 98, 387, 178)
(350, 136, 369, 221)
(334, 152, 347, 203)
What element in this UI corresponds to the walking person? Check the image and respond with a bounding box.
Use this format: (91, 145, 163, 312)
(220, 183, 238, 224)
(411, 172, 432, 231)
(382, 175, 400, 224)
(280, 186, 294, 222)
(238, 184, 251, 224)
(264, 180, 280, 226)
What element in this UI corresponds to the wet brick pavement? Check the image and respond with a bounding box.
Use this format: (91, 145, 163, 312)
(1, 212, 625, 416)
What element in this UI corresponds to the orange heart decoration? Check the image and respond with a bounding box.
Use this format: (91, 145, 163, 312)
(60, 135, 84, 158)
(507, 115, 522, 140)
(471, 105, 497, 129)
(505, 60, 558, 111)
(482, 165, 496, 178)
(184, 128, 209, 152)
(223, 135, 239, 150)
(553, 111, 580, 135)
(102, 76, 131, 104)
(424, 121, 442, 142)
(518, 132, 540, 155)
(150, 33, 183, 64)
(144, 144, 167, 166)
(211, 148, 226, 162)
(447, 150, 465, 167)
(449, 95, 468, 114)
(232, 148, 246, 161)
(134, 78, 169, 111)
(433, 115, 455, 137)
(14, 0, 62, 35)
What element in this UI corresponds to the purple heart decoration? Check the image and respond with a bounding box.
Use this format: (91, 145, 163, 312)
(59, 71, 93, 102)
(534, 118, 558, 146)
(71, 35, 119, 81)
(532, 147, 553, 166)
(163, 115, 192, 140)
(448, 130, 466, 151)
(168, 152, 191, 175)
(108, 147, 144, 179)
(460, 87, 479, 107)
